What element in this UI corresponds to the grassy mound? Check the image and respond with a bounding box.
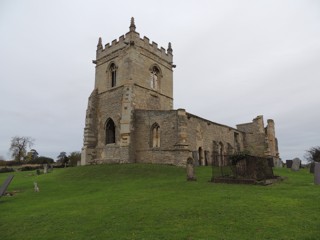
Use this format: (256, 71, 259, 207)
(0, 164, 319, 239)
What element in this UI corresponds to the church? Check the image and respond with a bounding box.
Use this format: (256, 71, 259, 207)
(81, 18, 280, 167)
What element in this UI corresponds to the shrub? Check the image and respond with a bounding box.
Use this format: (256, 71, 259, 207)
(28, 156, 54, 164)
(0, 167, 15, 173)
(19, 165, 41, 171)
(229, 151, 250, 165)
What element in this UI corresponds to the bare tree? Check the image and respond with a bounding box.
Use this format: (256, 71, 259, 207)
(305, 146, 320, 163)
(9, 136, 34, 161)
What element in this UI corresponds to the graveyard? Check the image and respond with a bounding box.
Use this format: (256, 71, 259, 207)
(0, 164, 319, 239)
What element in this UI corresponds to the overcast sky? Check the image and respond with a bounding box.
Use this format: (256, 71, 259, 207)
(1, 0, 319, 162)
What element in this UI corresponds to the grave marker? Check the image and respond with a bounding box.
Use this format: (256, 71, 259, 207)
(186, 158, 196, 181)
(310, 162, 315, 174)
(291, 158, 301, 171)
(0, 175, 14, 197)
(314, 162, 320, 185)
(286, 160, 293, 168)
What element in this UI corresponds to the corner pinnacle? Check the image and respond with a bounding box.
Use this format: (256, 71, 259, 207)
(167, 42, 173, 54)
(129, 17, 136, 32)
(97, 37, 103, 50)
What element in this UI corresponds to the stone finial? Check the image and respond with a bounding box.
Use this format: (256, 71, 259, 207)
(97, 37, 103, 50)
(167, 42, 173, 54)
(129, 17, 136, 32)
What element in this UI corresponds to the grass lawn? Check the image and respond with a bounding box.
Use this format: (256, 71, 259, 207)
(0, 164, 319, 240)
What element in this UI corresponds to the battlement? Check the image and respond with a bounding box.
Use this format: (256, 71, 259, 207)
(95, 17, 173, 63)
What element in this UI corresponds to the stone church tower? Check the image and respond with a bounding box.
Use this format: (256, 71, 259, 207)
(81, 18, 175, 164)
(81, 18, 280, 166)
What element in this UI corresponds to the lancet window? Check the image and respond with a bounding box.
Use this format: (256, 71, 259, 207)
(151, 123, 160, 148)
(110, 63, 117, 87)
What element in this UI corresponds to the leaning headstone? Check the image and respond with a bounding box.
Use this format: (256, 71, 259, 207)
(291, 158, 301, 171)
(43, 164, 48, 174)
(0, 175, 14, 197)
(286, 160, 293, 168)
(314, 162, 320, 185)
(310, 162, 315, 174)
(186, 158, 196, 181)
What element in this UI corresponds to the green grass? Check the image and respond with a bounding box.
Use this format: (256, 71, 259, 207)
(0, 164, 319, 240)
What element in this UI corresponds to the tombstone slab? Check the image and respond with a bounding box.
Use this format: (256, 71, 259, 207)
(0, 175, 14, 197)
(314, 162, 320, 185)
(192, 151, 199, 167)
(274, 158, 283, 168)
(286, 160, 293, 168)
(310, 162, 315, 174)
(186, 158, 196, 181)
(291, 158, 301, 171)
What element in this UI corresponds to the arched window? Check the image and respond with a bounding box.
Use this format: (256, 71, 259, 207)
(151, 123, 160, 148)
(150, 66, 160, 90)
(105, 118, 115, 144)
(110, 63, 117, 87)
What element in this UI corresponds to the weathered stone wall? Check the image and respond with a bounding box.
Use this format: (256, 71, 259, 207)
(96, 87, 123, 148)
(265, 119, 279, 157)
(237, 116, 270, 157)
(185, 113, 244, 165)
(133, 84, 173, 110)
(133, 110, 190, 166)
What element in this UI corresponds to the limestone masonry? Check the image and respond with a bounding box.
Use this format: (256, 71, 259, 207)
(81, 18, 280, 167)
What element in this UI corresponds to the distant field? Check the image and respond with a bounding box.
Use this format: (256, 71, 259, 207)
(0, 164, 319, 240)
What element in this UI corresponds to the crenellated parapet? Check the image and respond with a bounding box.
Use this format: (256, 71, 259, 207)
(94, 17, 173, 65)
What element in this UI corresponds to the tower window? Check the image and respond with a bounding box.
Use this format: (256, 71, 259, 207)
(110, 63, 117, 87)
(150, 66, 159, 90)
(151, 123, 160, 148)
(105, 118, 116, 144)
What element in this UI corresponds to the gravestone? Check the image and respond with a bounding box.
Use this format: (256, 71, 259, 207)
(310, 162, 315, 174)
(314, 162, 320, 185)
(274, 158, 283, 168)
(0, 175, 14, 197)
(186, 158, 196, 181)
(43, 164, 48, 174)
(34, 182, 39, 192)
(286, 160, 293, 168)
(291, 158, 301, 171)
(192, 151, 199, 166)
